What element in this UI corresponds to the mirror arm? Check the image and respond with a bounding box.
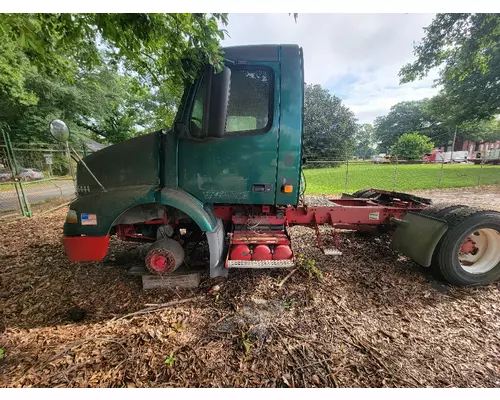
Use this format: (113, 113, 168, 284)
(69, 146, 107, 193)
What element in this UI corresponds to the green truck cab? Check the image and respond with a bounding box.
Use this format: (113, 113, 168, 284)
(63, 44, 304, 278)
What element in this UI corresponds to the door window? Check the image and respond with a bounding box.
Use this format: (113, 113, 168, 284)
(190, 76, 207, 138)
(226, 67, 273, 134)
(188, 66, 273, 138)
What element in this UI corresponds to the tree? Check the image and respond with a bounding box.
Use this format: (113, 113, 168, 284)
(374, 96, 500, 153)
(353, 124, 377, 159)
(0, 13, 229, 145)
(373, 100, 442, 152)
(0, 14, 228, 106)
(0, 66, 154, 145)
(391, 133, 434, 160)
(303, 84, 358, 160)
(459, 119, 500, 143)
(399, 14, 500, 122)
(426, 93, 500, 147)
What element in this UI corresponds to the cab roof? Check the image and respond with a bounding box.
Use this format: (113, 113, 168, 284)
(221, 44, 300, 62)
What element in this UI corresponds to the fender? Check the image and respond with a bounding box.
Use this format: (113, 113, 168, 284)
(64, 185, 218, 237)
(390, 212, 448, 267)
(160, 188, 217, 232)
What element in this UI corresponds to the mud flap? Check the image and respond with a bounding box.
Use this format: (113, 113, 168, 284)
(207, 218, 228, 278)
(390, 212, 448, 267)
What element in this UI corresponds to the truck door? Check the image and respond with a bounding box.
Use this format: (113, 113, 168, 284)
(178, 63, 280, 205)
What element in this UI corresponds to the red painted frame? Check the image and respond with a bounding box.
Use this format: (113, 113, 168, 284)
(286, 199, 425, 228)
(62, 193, 429, 263)
(213, 198, 427, 231)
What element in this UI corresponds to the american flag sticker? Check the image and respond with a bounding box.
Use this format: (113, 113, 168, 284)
(81, 213, 97, 226)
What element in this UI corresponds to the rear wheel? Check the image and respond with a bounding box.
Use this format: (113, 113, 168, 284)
(418, 203, 468, 219)
(432, 207, 500, 286)
(351, 188, 380, 199)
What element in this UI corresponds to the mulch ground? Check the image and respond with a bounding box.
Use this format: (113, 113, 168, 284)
(1, 187, 500, 387)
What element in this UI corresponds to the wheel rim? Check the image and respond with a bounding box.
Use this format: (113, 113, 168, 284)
(459, 228, 500, 274)
(146, 249, 176, 274)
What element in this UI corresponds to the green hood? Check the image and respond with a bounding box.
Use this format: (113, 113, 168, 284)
(76, 132, 161, 195)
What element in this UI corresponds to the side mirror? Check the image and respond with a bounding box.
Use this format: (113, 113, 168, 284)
(207, 66, 231, 138)
(49, 120, 70, 142)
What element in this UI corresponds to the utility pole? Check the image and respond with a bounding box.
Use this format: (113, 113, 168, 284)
(449, 126, 457, 164)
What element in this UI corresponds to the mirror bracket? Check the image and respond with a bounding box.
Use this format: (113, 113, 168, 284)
(69, 145, 107, 193)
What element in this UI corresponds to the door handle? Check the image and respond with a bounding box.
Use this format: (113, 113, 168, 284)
(252, 184, 272, 193)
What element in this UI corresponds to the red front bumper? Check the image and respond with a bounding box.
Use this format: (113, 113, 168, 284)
(63, 235, 110, 262)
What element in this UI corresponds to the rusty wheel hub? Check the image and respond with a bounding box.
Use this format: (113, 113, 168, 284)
(146, 249, 176, 275)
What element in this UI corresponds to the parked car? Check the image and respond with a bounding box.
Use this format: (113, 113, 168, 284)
(371, 154, 391, 164)
(17, 168, 44, 181)
(0, 169, 13, 182)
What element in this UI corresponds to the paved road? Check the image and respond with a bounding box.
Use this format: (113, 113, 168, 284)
(0, 179, 75, 214)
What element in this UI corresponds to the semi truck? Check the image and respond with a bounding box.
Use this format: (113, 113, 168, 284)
(424, 150, 470, 163)
(53, 44, 500, 287)
(473, 148, 500, 165)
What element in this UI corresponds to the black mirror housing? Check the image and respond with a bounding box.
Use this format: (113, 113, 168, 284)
(207, 66, 231, 138)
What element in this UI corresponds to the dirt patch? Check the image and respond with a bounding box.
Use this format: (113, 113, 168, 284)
(1, 187, 500, 387)
(408, 185, 500, 211)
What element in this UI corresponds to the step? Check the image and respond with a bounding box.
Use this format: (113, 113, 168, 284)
(323, 247, 342, 256)
(317, 225, 335, 232)
(231, 231, 291, 245)
(227, 259, 295, 269)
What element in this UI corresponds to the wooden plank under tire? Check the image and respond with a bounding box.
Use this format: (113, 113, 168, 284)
(142, 271, 201, 290)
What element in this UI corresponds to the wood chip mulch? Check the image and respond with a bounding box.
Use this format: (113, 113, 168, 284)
(1, 188, 500, 387)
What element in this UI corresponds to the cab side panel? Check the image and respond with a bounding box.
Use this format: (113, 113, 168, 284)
(275, 45, 303, 206)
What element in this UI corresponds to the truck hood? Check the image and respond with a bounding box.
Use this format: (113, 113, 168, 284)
(76, 132, 161, 195)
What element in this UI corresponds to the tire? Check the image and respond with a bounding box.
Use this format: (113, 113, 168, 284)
(145, 238, 185, 275)
(352, 188, 379, 199)
(432, 206, 500, 286)
(418, 203, 468, 219)
(352, 188, 372, 197)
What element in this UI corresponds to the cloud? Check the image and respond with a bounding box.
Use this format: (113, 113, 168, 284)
(327, 66, 440, 123)
(222, 13, 441, 123)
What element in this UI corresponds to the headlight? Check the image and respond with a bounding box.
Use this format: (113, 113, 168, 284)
(66, 209, 78, 224)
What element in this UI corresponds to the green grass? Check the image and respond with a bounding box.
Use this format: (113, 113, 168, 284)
(304, 162, 500, 194)
(0, 177, 73, 192)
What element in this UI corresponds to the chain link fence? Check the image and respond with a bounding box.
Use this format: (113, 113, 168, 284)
(2, 137, 500, 221)
(0, 138, 86, 221)
(303, 157, 500, 195)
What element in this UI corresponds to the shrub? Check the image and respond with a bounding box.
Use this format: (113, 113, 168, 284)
(391, 133, 434, 160)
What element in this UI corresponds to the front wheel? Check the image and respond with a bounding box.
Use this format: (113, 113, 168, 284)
(145, 238, 185, 275)
(434, 207, 500, 286)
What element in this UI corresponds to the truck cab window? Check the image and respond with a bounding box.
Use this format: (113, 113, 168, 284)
(190, 77, 207, 138)
(226, 68, 272, 134)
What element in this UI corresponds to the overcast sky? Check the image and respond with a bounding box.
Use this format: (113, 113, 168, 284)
(222, 13, 440, 124)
